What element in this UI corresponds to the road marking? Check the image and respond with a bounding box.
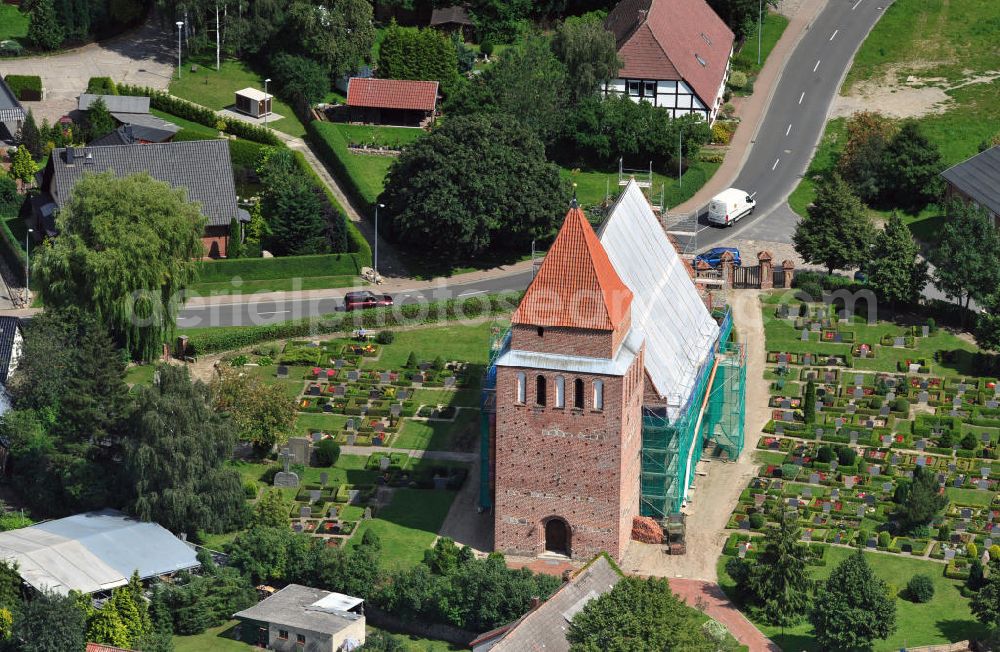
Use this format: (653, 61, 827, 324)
(830, 29, 839, 41)
(798, 92, 805, 104)
(772, 158, 780, 170)
(786, 123, 792, 136)
(256, 310, 291, 316)
(852, 0, 864, 9)
(813, 59, 821, 72)
(458, 290, 487, 297)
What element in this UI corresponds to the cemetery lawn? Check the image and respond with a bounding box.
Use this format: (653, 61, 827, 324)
(174, 621, 251, 651)
(394, 408, 479, 451)
(945, 486, 995, 506)
(717, 548, 987, 651)
(361, 323, 495, 369)
(350, 488, 457, 571)
(168, 56, 307, 138)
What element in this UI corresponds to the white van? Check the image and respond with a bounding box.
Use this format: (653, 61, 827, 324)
(707, 188, 756, 226)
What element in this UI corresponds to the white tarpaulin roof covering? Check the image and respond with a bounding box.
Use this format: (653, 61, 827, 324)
(0, 509, 199, 595)
(598, 180, 718, 412)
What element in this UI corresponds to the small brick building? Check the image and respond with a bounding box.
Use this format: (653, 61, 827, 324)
(492, 180, 723, 561)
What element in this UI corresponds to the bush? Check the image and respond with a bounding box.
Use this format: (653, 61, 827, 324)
(0, 41, 24, 57)
(711, 121, 734, 145)
(375, 330, 395, 345)
(962, 432, 978, 450)
(906, 574, 934, 603)
(817, 445, 833, 463)
(4, 75, 42, 101)
(86, 77, 117, 95)
(728, 70, 748, 90)
(836, 446, 857, 466)
(228, 139, 268, 171)
(937, 523, 951, 541)
(969, 542, 979, 559)
(479, 38, 494, 56)
(797, 281, 823, 302)
(195, 253, 362, 283)
(748, 512, 765, 529)
(269, 52, 330, 106)
(892, 397, 909, 414)
(315, 438, 341, 467)
(878, 530, 891, 547)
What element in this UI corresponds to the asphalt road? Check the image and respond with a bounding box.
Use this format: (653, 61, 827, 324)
(675, 0, 891, 252)
(177, 271, 535, 328)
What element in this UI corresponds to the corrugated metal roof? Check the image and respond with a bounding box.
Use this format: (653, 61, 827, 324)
(346, 78, 438, 112)
(513, 205, 633, 331)
(941, 145, 1000, 215)
(0, 509, 199, 595)
(78, 94, 150, 114)
(598, 179, 718, 405)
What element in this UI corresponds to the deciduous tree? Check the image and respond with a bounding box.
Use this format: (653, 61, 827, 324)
(283, 0, 375, 80)
(253, 489, 292, 529)
(269, 53, 330, 106)
(32, 172, 205, 361)
(972, 559, 1000, 629)
(552, 14, 621, 104)
(931, 200, 1000, 316)
(793, 174, 875, 274)
(881, 120, 944, 211)
(211, 366, 297, 454)
(836, 111, 897, 204)
(10, 145, 39, 187)
(809, 548, 896, 651)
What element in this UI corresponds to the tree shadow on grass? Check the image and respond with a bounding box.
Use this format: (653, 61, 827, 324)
(769, 632, 817, 652)
(935, 617, 988, 643)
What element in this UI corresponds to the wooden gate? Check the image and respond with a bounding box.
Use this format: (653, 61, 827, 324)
(733, 265, 761, 289)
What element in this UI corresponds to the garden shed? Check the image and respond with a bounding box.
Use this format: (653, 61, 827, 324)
(346, 78, 438, 127)
(235, 87, 272, 118)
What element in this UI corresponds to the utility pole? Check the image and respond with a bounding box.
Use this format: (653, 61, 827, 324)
(176, 21, 184, 79)
(215, 4, 221, 71)
(264, 78, 271, 130)
(678, 127, 683, 187)
(758, 0, 763, 65)
(375, 203, 385, 280)
(25, 228, 32, 299)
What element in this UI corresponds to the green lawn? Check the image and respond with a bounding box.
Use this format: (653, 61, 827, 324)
(174, 621, 251, 652)
(361, 322, 495, 368)
(945, 486, 996, 506)
(732, 11, 791, 79)
(0, 4, 28, 42)
(150, 108, 219, 139)
(563, 160, 723, 211)
(368, 627, 464, 652)
(351, 488, 457, 571)
(188, 275, 361, 296)
(125, 365, 156, 386)
(718, 547, 987, 651)
(334, 124, 427, 149)
(786, 118, 846, 218)
(169, 57, 307, 138)
(394, 408, 479, 451)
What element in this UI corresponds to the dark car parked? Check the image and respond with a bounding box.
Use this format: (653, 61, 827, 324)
(344, 291, 394, 311)
(694, 247, 742, 268)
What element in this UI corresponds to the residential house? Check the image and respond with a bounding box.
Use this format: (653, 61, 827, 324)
(940, 145, 1000, 226)
(36, 140, 249, 258)
(603, 0, 734, 123)
(429, 5, 474, 40)
(233, 584, 365, 651)
(0, 77, 25, 143)
(346, 78, 438, 127)
(78, 94, 180, 145)
(469, 555, 622, 651)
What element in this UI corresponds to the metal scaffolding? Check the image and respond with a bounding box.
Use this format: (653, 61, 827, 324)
(479, 323, 510, 511)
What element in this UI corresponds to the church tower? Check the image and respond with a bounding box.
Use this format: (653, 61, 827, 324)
(493, 203, 645, 561)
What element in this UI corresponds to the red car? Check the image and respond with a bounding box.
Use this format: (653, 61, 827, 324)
(344, 291, 394, 311)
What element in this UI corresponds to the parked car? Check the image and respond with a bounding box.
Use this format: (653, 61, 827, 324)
(344, 291, 394, 311)
(707, 188, 756, 227)
(694, 247, 742, 268)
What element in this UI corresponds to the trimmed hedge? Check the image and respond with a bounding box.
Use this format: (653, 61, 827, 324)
(4, 75, 42, 101)
(228, 138, 268, 170)
(306, 120, 374, 215)
(86, 77, 117, 95)
(195, 253, 362, 282)
(117, 84, 282, 146)
(289, 149, 369, 260)
(183, 292, 522, 355)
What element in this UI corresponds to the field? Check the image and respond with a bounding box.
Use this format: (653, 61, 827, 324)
(169, 57, 307, 137)
(0, 4, 28, 43)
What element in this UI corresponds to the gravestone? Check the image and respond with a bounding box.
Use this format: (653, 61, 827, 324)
(363, 507, 372, 520)
(823, 502, 832, 513)
(783, 411, 794, 422)
(390, 404, 402, 417)
(893, 336, 905, 347)
(958, 383, 967, 392)
(922, 325, 930, 337)
(867, 537, 877, 548)
(816, 428, 824, 438)
(854, 388, 864, 399)
(948, 463, 957, 472)
(444, 377, 456, 388)
(831, 460, 839, 471)
(328, 505, 338, 518)
(333, 385, 346, 396)
(866, 495, 876, 506)
(346, 433, 356, 446)
(887, 391, 896, 401)
(802, 530, 812, 541)
(273, 449, 300, 488)
(954, 477, 964, 488)
(811, 322, 821, 332)
(738, 542, 749, 559)
(816, 403, 823, 413)
(334, 359, 347, 368)
(847, 404, 857, 415)
(962, 508, 974, 519)
(993, 526, 1000, 537)
(319, 472, 329, 485)
(831, 488, 840, 499)
(916, 456, 926, 467)
(988, 401, 999, 409)
(777, 353, 788, 364)
(954, 396, 963, 407)
(809, 473, 820, 484)
(981, 480, 990, 490)
(844, 476, 856, 488)
(850, 431, 859, 444)
(803, 487, 812, 498)
(775, 425, 785, 435)
(379, 372, 391, 384)
(379, 456, 391, 471)
(858, 505, 866, 518)
(348, 371, 360, 382)
(789, 498, 799, 507)
(309, 385, 320, 396)
(309, 489, 321, 503)
(288, 437, 312, 466)
(891, 454, 901, 464)
(916, 440, 925, 450)
(803, 354, 813, 366)
(834, 334, 843, 343)
(781, 399, 792, 409)
(880, 405, 890, 417)
(870, 464, 880, 476)
(323, 404, 334, 413)
(883, 482, 893, 492)
(854, 374, 863, 386)
(956, 521, 968, 531)
(834, 532, 843, 544)
(919, 391, 929, 403)
(299, 506, 311, 518)
(882, 434, 892, 447)
(945, 548, 956, 561)
(276, 365, 289, 378)
(345, 418, 356, 431)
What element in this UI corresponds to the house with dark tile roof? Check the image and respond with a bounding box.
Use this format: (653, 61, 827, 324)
(941, 145, 1000, 226)
(0, 77, 26, 143)
(346, 78, 438, 127)
(36, 140, 248, 258)
(78, 94, 180, 145)
(603, 0, 734, 123)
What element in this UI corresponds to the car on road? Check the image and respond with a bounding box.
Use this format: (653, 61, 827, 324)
(707, 188, 756, 227)
(344, 291, 394, 311)
(694, 247, 742, 268)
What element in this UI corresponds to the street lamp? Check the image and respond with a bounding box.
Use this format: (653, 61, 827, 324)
(678, 125, 684, 187)
(374, 203, 385, 280)
(176, 21, 184, 79)
(757, 0, 763, 66)
(264, 78, 271, 130)
(25, 228, 32, 299)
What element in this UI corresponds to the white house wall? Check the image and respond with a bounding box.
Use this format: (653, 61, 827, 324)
(603, 78, 709, 121)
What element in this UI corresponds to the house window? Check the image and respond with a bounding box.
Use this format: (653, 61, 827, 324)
(593, 380, 604, 411)
(537, 326, 544, 337)
(278, 630, 289, 641)
(555, 376, 565, 408)
(643, 81, 656, 97)
(516, 372, 526, 404)
(574, 379, 584, 409)
(296, 634, 306, 646)
(627, 80, 640, 96)
(536, 375, 547, 406)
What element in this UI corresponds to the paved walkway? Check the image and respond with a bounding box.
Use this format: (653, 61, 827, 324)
(670, 579, 781, 652)
(339, 445, 476, 463)
(672, 0, 828, 216)
(0, 20, 175, 124)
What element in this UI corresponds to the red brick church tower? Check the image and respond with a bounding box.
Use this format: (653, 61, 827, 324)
(493, 203, 645, 561)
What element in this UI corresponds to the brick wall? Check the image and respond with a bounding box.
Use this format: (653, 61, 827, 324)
(494, 347, 644, 561)
(511, 324, 614, 359)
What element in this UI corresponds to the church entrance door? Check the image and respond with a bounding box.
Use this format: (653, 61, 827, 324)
(544, 518, 570, 556)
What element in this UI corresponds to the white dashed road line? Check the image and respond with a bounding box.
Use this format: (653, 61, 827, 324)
(459, 290, 487, 297)
(814, 59, 821, 72)
(798, 92, 805, 104)
(786, 124, 792, 136)
(772, 158, 780, 171)
(852, 0, 864, 9)
(830, 29, 839, 41)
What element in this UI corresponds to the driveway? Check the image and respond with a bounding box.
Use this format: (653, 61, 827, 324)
(0, 20, 175, 123)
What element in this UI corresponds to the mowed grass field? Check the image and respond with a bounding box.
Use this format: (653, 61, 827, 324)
(718, 548, 988, 651)
(0, 4, 28, 42)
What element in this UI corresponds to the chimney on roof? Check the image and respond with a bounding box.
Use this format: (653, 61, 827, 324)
(84, 151, 93, 164)
(64, 146, 75, 164)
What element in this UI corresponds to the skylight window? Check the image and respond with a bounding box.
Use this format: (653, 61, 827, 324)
(701, 32, 712, 45)
(695, 54, 707, 66)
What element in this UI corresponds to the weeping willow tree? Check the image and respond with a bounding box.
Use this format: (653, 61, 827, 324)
(33, 171, 205, 361)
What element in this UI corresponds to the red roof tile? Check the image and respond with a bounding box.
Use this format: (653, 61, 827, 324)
(87, 644, 136, 652)
(346, 78, 439, 112)
(605, 0, 734, 107)
(513, 205, 632, 331)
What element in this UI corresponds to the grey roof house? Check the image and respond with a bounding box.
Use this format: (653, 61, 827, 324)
(0, 77, 26, 143)
(233, 584, 366, 652)
(78, 94, 180, 145)
(37, 140, 248, 258)
(941, 145, 1000, 225)
(469, 555, 622, 652)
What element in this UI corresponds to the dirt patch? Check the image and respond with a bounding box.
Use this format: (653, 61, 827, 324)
(832, 68, 1000, 120)
(774, 0, 804, 19)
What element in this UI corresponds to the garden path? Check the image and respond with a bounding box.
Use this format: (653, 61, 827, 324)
(670, 579, 781, 652)
(339, 445, 476, 463)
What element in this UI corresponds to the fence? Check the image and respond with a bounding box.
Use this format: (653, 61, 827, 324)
(694, 250, 795, 291)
